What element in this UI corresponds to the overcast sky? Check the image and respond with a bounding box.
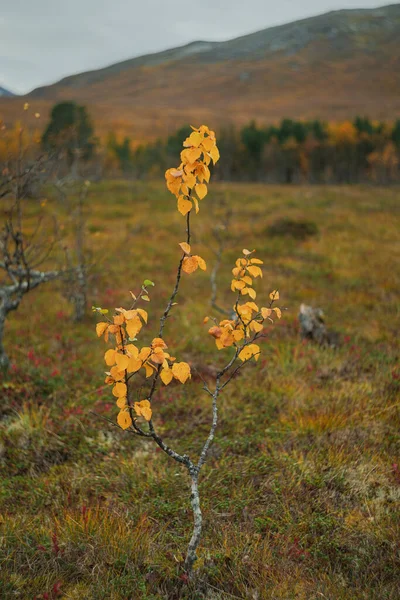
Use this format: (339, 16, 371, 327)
(0, 0, 390, 94)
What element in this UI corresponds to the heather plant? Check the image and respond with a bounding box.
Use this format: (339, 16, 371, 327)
(94, 125, 281, 573)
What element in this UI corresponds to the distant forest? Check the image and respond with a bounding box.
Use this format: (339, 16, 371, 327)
(112, 118, 400, 184)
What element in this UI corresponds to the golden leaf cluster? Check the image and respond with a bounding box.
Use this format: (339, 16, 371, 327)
(231, 249, 264, 300)
(179, 242, 207, 274)
(207, 250, 281, 363)
(165, 125, 220, 216)
(96, 301, 191, 430)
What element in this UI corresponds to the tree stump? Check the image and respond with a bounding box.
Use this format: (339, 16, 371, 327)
(298, 303, 339, 347)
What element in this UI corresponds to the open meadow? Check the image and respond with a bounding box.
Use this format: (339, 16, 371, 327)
(1, 181, 399, 599)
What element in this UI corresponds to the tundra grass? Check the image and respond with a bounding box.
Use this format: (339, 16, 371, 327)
(0, 182, 399, 599)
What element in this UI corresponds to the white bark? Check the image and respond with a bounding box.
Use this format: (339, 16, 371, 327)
(184, 470, 202, 572)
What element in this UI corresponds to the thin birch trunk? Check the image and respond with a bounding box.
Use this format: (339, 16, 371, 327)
(184, 470, 202, 572)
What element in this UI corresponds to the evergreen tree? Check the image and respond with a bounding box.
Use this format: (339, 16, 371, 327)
(42, 102, 95, 165)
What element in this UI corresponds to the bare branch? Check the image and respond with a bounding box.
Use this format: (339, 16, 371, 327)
(148, 420, 192, 467)
(158, 210, 191, 338)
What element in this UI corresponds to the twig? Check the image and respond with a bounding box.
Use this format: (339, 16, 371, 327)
(159, 210, 191, 338)
(89, 411, 141, 436)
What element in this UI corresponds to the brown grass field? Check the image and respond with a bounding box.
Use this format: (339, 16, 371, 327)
(0, 181, 399, 599)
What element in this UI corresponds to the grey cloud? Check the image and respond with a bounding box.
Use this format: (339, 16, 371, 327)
(0, 0, 388, 93)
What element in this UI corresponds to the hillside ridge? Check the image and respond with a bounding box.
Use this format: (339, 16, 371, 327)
(29, 3, 400, 96)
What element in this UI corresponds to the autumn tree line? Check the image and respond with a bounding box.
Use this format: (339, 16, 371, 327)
(130, 119, 400, 184)
(1, 101, 400, 184)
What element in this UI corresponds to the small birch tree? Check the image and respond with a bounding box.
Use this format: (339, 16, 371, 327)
(94, 125, 282, 573)
(0, 108, 63, 369)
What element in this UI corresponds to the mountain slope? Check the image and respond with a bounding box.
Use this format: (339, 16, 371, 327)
(0, 86, 15, 98)
(2, 4, 400, 140)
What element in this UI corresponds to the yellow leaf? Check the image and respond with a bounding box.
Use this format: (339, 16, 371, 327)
(187, 131, 203, 147)
(125, 344, 138, 357)
(242, 249, 252, 256)
(182, 256, 199, 274)
(237, 303, 252, 317)
(220, 329, 235, 347)
(252, 321, 264, 333)
(112, 382, 127, 398)
(250, 258, 263, 265)
(116, 396, 127, 408)
(195, 183, 207, 200)
(104, 349, 116, 366)
(248, 288, 257, 300)
(238, 344, 260, 362)
(177, 195, 192, 216)
(247, 265, 263, 278)
(261, 307, 272, 319)
(115, 353, 129, 371)
(232, 267, 243, 277)
(240, 347, 254, 361)
(113, 314, 125, 326)
(96, 322, 108, 337)
(203, 316, 210, 324)
(241, 276, 252, 286)
(110, 366, 125, 381)
(208, 326, 222, 338)
(269, 290, 280, 301)
(134, 400, 152, 421)
(183, 173, 196, 188)
(232, 329, 244, 341)
(144, 363, 154, 378)
(166, 177, 181, 197)
(117, 410, 132, 430)
(199, 163, 210, 183)
(192, 197, 200, 213)
(274, 307, 282, 319)
(127, 357, 142, 373)
(122, 309, 137, 320)
(201, 136, 214, 152)
(209, 145, 220, 164)
(215, 338, 224, 350)
(172, 362, 191, 384)
(152, 337, 167, 349)
(160, 368, 173, 385)
(126, 316, 142, 339)
(246, 302, 259, 312)
(137, 309, 148, 323)
(179, 242, 191, 254)
(151, 348, 166, 365)
(183, 147, 202, 163)
(115, 328, 125, 345)
(139, 347, 151, 361)
(232, 279, 246, 290)
(196, 256, 206, 271)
